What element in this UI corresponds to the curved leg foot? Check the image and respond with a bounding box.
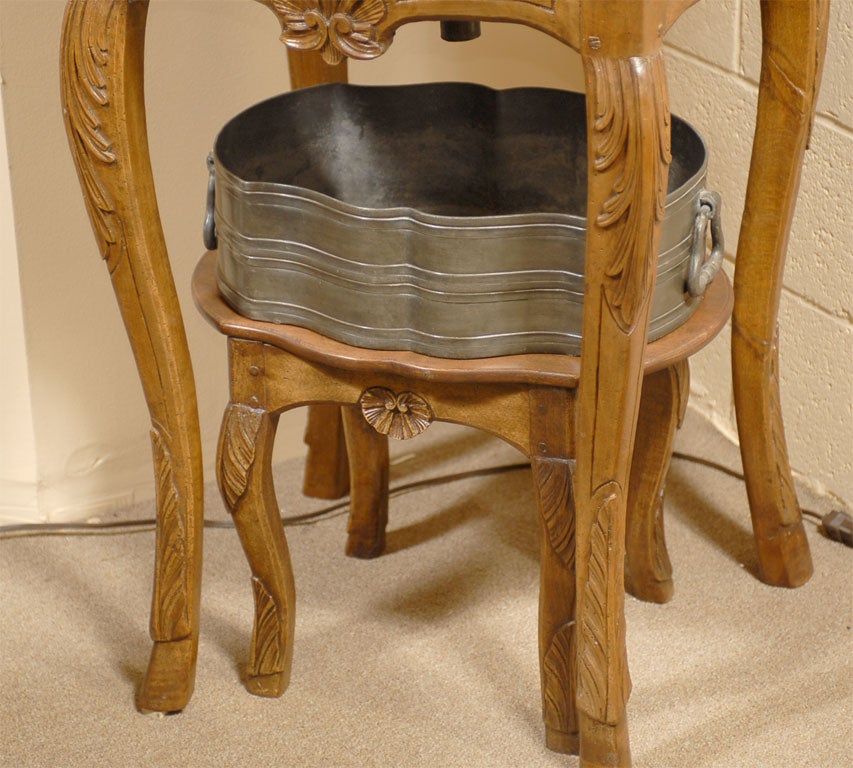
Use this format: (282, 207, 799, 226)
(342, 405, 389, 559)
(625, 362, 689, 604)
(218, 401, 295, 698)
(530, 389, 579, 754)
(137, 637, 198, 713)
(578, 712, 631, 768)
(732, 0, 828, 587)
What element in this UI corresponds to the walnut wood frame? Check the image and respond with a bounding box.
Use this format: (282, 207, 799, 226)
(60, 0, 827, 764)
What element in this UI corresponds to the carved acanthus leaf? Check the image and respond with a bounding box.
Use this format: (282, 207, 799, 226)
(60, 0, 125, 273)
(360, 387, 433, 440)
(150, 426, 190, 641)
(542, 622, 577, 733)
(588, 52, 671, 333)
(263, 0, 390, 64)
(250, 577, 285, 676)
(577, 482, 631, 725)
(218, 404, 265, 510)
(532, 458, 575, 569)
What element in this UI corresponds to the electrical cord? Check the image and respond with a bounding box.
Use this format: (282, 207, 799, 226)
(0, 462, 530, 540)
(1, 453, 848, 545)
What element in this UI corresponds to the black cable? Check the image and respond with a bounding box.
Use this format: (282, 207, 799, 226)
(0, 452, 843, 541)
(0, 462, 532, 540)
(669, 451, 829, 526)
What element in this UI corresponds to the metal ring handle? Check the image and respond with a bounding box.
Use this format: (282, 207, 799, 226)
(203, 152, 217, 251)
(687, 189, 724, 298)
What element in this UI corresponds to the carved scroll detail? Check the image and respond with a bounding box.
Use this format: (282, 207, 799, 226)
(149, 426, 190, 640)
(359, 387, 433, 440)
(261, 0, 390, 64)
(60, 0, 126, 274)
(542, 621, 577, 731)
(532, 457, 575, 569)
(250, 577, 285, 676)
(577, 482, 631, 725)
(588, 52, 671, 332)
(218, 404, 265, 509)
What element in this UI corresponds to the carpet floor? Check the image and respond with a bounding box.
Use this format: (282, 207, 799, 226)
(1, 409, 850, 767)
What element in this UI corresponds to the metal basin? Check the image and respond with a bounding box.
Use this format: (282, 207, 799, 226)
(209, 82, 718, 358)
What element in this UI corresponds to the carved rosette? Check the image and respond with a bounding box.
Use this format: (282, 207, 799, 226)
(587, 51, 671, 332)
(359, 387, 433, 440)
(217, 403, 266, 510)
(60, 0, 126, 273)
(260, 0, 390, 64)
(577, 482, 631, 725)
(149, 426, 190, 641)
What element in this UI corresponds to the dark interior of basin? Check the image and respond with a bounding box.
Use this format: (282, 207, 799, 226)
(215, 82, 705, 218)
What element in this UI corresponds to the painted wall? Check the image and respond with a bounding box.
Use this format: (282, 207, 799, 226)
(0, 1, 849, 523)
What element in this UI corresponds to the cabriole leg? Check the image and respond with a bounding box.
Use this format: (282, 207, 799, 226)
(574, 3, 682, 759)
(341, 405, 390, 559)
(61, 0, 203, 713)
(732, 0, 828, 587)
(625, 361, 689, 604)
(529, 388, 579, 755)
(302, 405, 350, 500)
(217, 401, 295, 698)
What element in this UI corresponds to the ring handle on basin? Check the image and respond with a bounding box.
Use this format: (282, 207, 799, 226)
(687, 190, 724, 298)
(203, 153, 217, 251)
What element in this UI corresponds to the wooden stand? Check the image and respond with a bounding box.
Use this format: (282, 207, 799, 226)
(59, 1, 828, 765)
(194, 251, 731, 763)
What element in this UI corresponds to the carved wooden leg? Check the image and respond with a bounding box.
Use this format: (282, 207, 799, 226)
(574, 6, 681, 760)
(286, 51, 355, 502)
(217, 401, 295, 698)
(732, 0, 828, 588)
(529, 388, 579, 755)
(625, 361, 689, 604)
(302, 405, 350, 500)
(341, 405, 390, 559)
(61, 0, 203, 713)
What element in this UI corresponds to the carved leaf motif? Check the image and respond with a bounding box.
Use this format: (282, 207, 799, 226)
(60, 0, 125, 273)
(218, 404, 265, 510)
(359, 387, 433, 440)
(264, 0, 389, 64)
(588, 52, 671, 332)
(532, 458, 575, 569)
(150, 426, 190, 641)
(542, 621, 577, 733)
(250, 577, 285, 676)
(577, 482, 631, 725)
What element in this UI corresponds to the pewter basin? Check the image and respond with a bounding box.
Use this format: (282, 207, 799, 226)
(211, 82, 714, 358)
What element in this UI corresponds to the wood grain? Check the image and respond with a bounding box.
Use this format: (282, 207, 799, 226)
(61, 0, 204, 714)
(732, 0, 828, 588)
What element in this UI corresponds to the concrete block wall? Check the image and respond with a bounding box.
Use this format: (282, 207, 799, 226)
(665, 0, 852, 507)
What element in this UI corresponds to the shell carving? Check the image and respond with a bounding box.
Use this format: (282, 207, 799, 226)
(359, 387, 433, 440)
(264, 0, 389, 65)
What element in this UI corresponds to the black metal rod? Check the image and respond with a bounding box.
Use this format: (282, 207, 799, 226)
(440, 21, 481, 42)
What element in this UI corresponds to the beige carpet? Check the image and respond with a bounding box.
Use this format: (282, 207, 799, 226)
(1, 409, 850, 768)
